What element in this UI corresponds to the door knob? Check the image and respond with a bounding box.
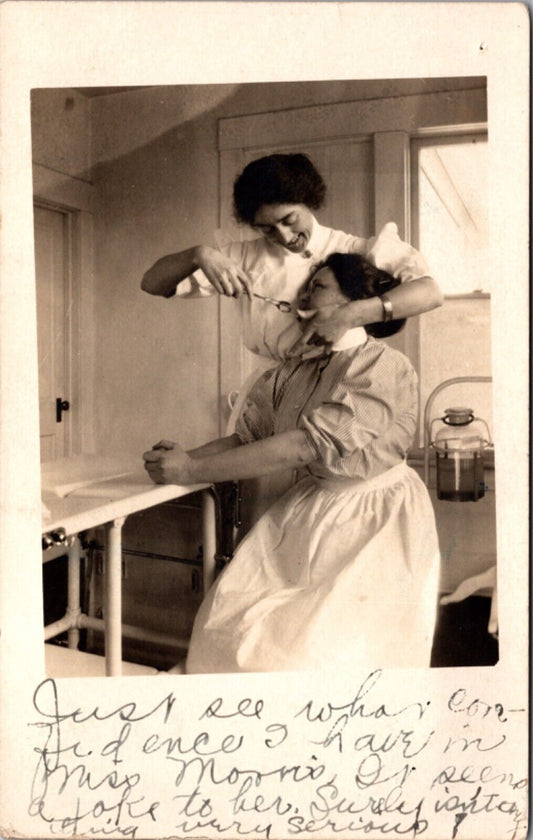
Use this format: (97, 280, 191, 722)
(56, 398, 70, 423)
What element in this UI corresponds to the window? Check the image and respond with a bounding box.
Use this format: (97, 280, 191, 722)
(411, 131, 493, 448)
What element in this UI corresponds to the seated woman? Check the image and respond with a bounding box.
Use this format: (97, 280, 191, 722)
(143, 253, 441, 674)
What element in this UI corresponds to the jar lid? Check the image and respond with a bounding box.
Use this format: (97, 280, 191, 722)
(444, 407, 474, 425)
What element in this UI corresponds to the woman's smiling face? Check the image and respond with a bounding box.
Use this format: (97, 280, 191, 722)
(298, 266, 350, 312)
(252, 203, 314, 254)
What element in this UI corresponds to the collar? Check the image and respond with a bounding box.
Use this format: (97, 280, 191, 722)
(297, 309, 368, 353)
(331, 327, 368, 352)
(305, 216, 329, 257)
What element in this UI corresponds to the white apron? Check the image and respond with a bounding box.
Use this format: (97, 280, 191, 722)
(186, 461, 440, 674)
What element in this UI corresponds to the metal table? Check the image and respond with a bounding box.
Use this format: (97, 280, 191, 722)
(41, 455, 216, 676)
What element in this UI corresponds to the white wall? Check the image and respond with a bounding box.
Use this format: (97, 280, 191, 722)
(31, 88, 92, 179)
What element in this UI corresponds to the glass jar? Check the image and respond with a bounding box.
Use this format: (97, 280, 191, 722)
(430, 407, 491, 501)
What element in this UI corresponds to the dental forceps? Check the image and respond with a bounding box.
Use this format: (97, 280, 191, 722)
(250, 292, 293, 313)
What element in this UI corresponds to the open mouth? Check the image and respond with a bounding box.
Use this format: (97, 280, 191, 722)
(285, 235, 305, 251)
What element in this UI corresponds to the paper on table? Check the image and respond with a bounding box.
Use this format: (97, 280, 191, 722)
(52, 472, 137, 498)
(41, 455, 141, 498)
(64, 473, 154, 499)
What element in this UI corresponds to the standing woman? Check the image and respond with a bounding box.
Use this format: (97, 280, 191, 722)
(143, 253, 441, 673)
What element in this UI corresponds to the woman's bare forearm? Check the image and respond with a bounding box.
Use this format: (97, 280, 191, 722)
(187, 433, 242, 459)
(145, 430, 316, 487)
(186, 430, 315, 483)
(344, 275, 443, 326)
(383, 275, 443, 317)
(141, 246, 202, 296)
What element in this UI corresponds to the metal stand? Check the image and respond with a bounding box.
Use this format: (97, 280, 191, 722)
(422, 376, 497, 638)
(423, 375, 492, 487)
(43, 486, 218, 676)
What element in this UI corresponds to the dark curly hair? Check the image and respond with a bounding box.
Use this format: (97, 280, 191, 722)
(316, 252, 406, 339)
(233, 153, 326, 226)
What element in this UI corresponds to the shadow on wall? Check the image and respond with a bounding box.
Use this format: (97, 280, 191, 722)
(88, 77, 487, 171)
(82, 77, 489, 183)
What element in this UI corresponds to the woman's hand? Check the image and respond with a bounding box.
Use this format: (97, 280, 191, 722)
(143, 440, 195, 485)
(195, 246, 253, 298)
(289, 304, 352, 356)
(310, 303, 358, 342)
(141, 245, 253, 298)
(289, 298, 382, 357)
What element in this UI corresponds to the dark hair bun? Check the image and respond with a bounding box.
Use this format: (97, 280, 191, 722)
(316, 252, 406, 339)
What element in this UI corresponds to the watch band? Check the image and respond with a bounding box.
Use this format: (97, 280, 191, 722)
(380, 294, 394, 322)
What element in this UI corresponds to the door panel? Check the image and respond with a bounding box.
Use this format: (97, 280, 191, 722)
(34, 206, 69, 461)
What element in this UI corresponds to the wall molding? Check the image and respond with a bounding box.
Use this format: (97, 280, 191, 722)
(219, 89, 487, 151)
(32, 163, 94, 213)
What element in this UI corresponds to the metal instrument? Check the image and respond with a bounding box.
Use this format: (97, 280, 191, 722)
(251, 292, 292, 313)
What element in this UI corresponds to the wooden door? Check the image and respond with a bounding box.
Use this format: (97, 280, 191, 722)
(34, 205, 70, 461)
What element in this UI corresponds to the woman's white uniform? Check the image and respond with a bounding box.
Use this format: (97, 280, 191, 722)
(177, 219, 430, 363)
(186, 331, 441, 673)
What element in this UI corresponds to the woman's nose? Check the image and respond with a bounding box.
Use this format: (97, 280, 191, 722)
(275, 226, 294, 245)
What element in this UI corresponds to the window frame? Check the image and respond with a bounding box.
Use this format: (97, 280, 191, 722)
(409, 126, 492, 458)
(410, 126, 489, 299)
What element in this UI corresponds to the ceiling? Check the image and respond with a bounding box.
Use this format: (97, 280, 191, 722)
(75, 87, 151, 97)
(75, 78, 485, 100)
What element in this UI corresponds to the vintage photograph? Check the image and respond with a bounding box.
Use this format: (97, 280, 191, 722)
(35, 78, 497, 678)
(0, 4, 528, 840)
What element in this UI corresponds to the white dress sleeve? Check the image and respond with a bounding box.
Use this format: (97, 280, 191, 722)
(364, 222, 431, 283)
(321, 223, 432, 284)
(175, 230, 248, 298)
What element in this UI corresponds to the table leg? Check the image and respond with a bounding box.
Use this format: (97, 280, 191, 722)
(104, 516, 126, 676)
(67, 536, 81, 649)
(201, 489, 217, 594)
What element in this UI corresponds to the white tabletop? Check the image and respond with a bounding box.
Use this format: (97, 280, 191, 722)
(41, 454, 210, 536)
